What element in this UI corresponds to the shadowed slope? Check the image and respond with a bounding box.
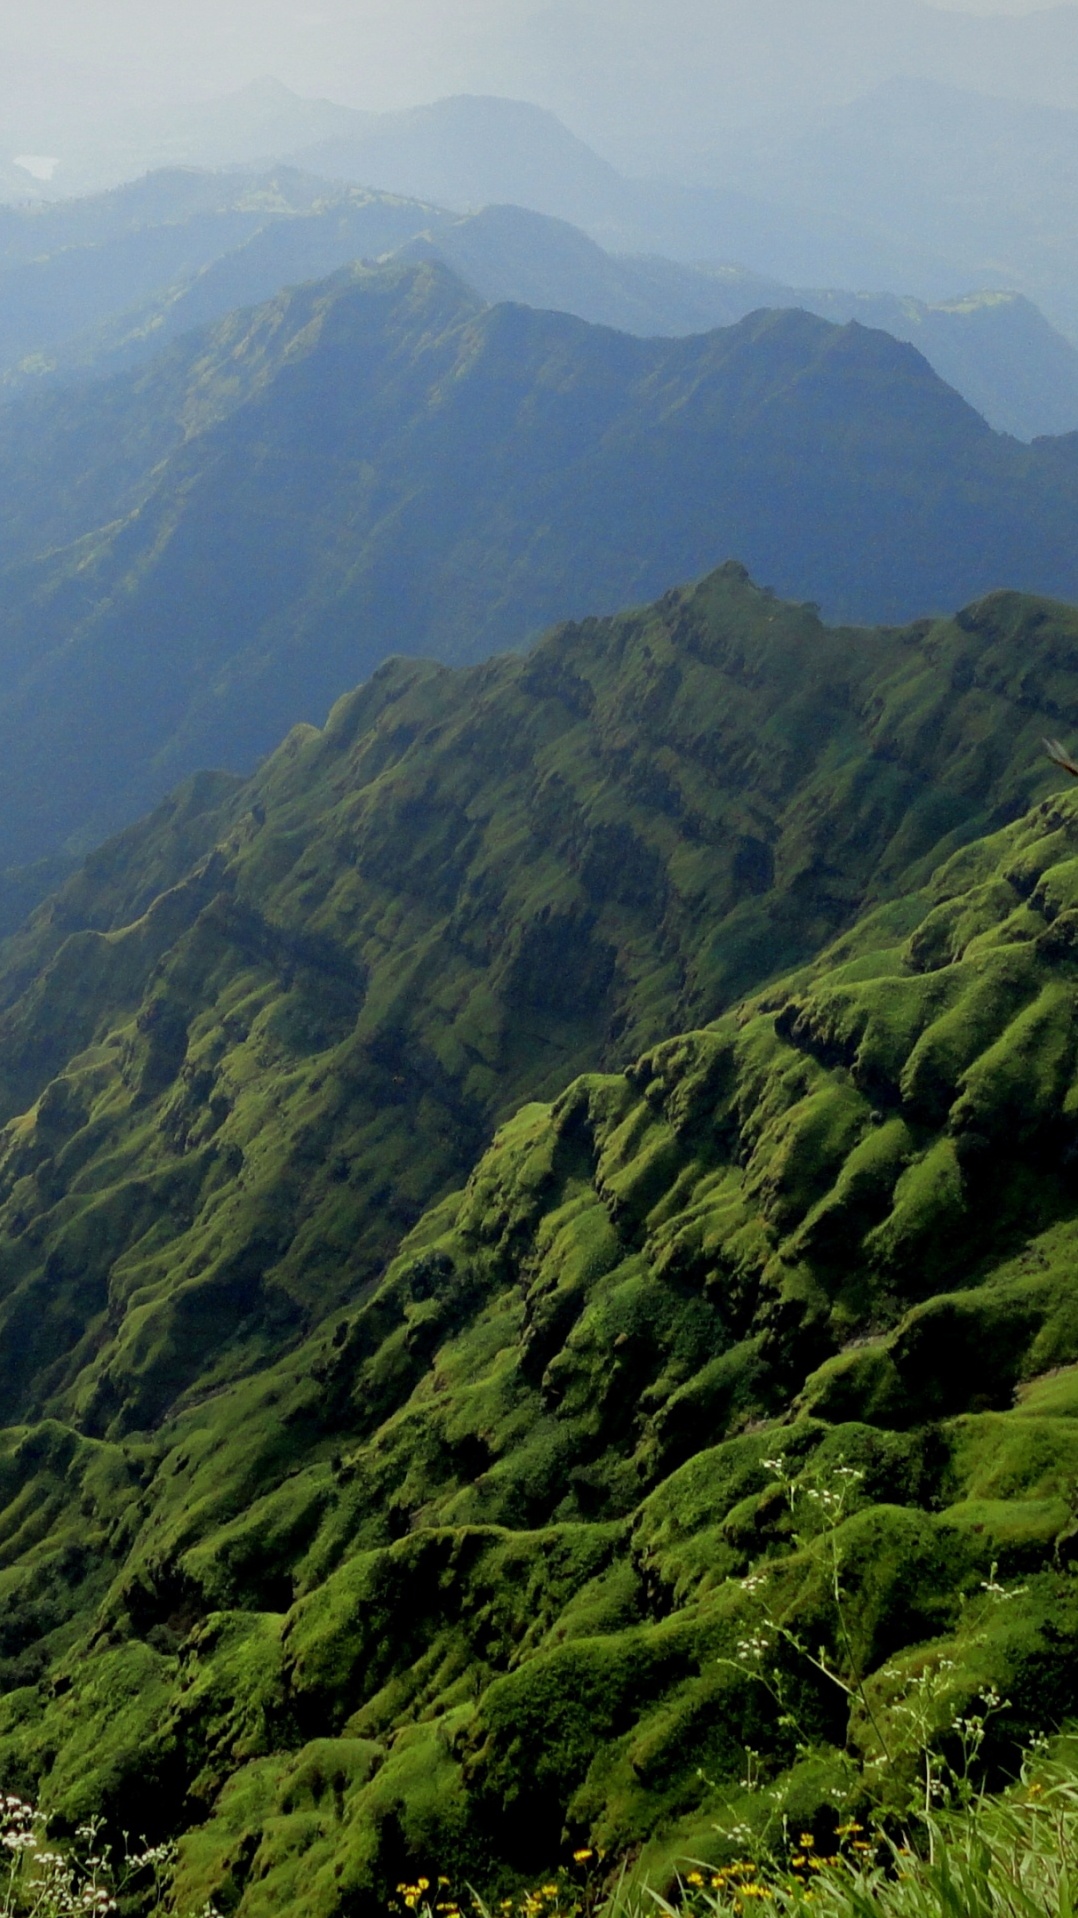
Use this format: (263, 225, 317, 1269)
(2, 261, 1078, 870)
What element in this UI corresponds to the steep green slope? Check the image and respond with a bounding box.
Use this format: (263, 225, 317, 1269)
(6, 623, 1078, 1906)
(2, 259, 1078, 871)
(5, 564, 1078, 1433)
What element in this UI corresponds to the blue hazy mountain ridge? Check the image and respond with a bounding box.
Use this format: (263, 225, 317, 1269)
(697, 77, 1078, 340)
(0, 85, 987, 298)
(7, 3, 1078, 189)
(0, 170, 456, 382)
(280, 92, 966, 290)
(483, 0, 1078, 172)
(398, 209, 1078, 443)
(0, 76, 371, 201)
(4, 163, 1078, 444)
(286, 85, 1078, 340)
(0, 257, 1077, 876)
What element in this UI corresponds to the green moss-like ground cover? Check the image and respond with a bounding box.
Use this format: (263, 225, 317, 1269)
(5, 570, 1078, 1907)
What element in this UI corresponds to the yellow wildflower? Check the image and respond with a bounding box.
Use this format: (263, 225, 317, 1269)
(798, 1835, 815, 1849)
(572, 1850, 593, 1864)
(686, 1872, 705, 1886)
(419, 1881, 431, 1893)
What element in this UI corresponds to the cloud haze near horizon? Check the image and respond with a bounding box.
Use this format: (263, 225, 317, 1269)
(1, 0, 1076, 170)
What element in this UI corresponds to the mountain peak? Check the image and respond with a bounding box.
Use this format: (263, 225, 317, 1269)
(232, 75, 305, 107)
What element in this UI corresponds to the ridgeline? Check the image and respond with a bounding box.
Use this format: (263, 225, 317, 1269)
(4, 568, 1078, 1907)
(2, 258, 1078, 870)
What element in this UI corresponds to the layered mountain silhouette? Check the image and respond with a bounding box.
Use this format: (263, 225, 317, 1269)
(12, 78, 1074, 339)
(3, 568, 1078, 1905)
(7, 166, 1078, 445)
(2, 258, 1078, 874)
(703, 77, 1078, 339)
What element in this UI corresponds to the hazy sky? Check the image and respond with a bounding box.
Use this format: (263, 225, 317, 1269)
(1, 0, 1076, 152)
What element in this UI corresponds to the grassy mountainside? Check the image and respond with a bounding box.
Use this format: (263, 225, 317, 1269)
(6, 574, 1078, 1908)
(2, 561, 1078, 1409)
(2, 261, 1078, 871)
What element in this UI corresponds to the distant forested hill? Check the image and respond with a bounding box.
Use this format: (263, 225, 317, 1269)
(1, 258, 1078, 871)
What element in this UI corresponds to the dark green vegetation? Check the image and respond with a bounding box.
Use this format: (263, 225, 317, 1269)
(5, 570, 1078, 1906)
(3, 256, 1078, 872)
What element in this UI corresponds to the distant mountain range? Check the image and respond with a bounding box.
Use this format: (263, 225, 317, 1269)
(0, 254, 1077, 877)
(7, 1, 1078, 182)
(10, 76, 1078, 344)
(449, 0, 1078, 173)
(1, 86, 908, 293)
(698, 76, 1078, 340)
(3, 163, 1077, 444)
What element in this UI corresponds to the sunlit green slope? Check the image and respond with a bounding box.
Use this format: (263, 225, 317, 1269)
(3, 566, 1078, 1435)
(4, 570, 1078, 1905)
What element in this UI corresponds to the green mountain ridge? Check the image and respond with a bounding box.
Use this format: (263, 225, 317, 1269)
(5, 570, 1078, 1905)
(2, 259, 1078, 878)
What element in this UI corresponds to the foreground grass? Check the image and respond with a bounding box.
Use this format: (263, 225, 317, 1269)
(5, 1754, 1078, 1916)
(395, 1755, 1078, 1918)
(662, 1759, 1078, 1916)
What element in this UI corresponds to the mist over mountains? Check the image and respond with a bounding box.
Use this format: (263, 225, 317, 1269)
(6, 1, 1078, 173)
(8, 59, 1078, 347)
(4, 161, 1077, 442)
(489, 0, 1078, 168)
(2, 254, 1078, 877)
(5, 6, 1078, 1910)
